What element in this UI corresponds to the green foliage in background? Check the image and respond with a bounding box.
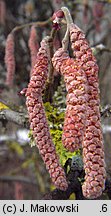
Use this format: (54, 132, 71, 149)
(44, 102, 79, 166)
(53, 77, 67, 110)
(9, 141, 24, 157)
(28, 78, 80, 166)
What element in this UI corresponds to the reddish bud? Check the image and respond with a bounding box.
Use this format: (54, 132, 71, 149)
(52, 10, 64, 20)
(52, 22, 60, 30)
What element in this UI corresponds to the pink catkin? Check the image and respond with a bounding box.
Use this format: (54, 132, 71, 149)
(83, 0, 88, 24)
(92, 2, 104, 32)
(70, 23, 106, 198)
(28, 25, 39, 77)
(0, 0, 6, 25)
(52, 48, 88, 152)
(5, 33, 15, 87)
(26, 37, 68, 191)
(14, 182, 24, 200)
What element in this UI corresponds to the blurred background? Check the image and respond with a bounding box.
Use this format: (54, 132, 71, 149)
(0, 0, 111, 199)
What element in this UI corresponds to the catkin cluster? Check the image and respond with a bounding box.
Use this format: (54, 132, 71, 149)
(52, 7, 106, 198)
(25, 37, 68, 191)
(4, 7, 106, 199)
(25, 21, 106, 198)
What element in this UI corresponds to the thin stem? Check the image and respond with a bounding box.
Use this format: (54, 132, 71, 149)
(61, 7, 73, 51)
(61, 7, 73, 26)
(0, 175, 37, 185)
(62, 25, 69, 51)
(43, 28, 57, 103)
(12, 18, 51, 33)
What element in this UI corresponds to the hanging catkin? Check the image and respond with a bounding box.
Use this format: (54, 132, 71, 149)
(26, 37, 68, 191)
(70, 23, 106, 199)
(52, 48, 88, 152)
(5, 33, 15, 87)
(0, 0, 6, 25)
(28, 25, 39, 76)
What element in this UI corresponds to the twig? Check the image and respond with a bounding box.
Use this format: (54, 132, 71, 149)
(0, 104, 111, 129)
(92, 44, 111, 55)
(43, 174, 111, 200)
(100, 105, 111, 117)
(48, 27, 58, 84)
(43, 28, 57, 102)
(0, 175, 37, 185)
(43, 156, 85, 200)
(12, 18, 51, 33)
(105, 178, 111, 199)
(0, 109, 29, 128)
(61, 7, 73, 51)
(42, 156, 110, 200)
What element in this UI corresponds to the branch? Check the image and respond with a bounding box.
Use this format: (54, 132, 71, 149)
(0, 109, 29, 128)
(43, 28, 58, 102)
(100, 105, 111, 117)
(61, 7, 73, 51)
(105, 178, 111, 199)
(92, 44, 111, 55)
(43, 156, 85, 200)
(42, 156, 111, 200)
(42, 172, 84, 200)
(0, 175, 37, 185)
(43, 174, 111, 200)
(0, 104, 111, 129)
(12, 18, 51, 33)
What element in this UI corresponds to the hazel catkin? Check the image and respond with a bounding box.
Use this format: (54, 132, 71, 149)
(70, 23, 106, 199)
(26, 37, 68, 191)
(28, 25, 39, 76)
(0, 0, 6, 25)
(52, 48, 88, 152)
(5, 33, 15, 87)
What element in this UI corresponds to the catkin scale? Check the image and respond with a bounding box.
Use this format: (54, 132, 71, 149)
(52, 48, 88, 152)
(26, 37, 68, 191)
(70, 23, 106, 199)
